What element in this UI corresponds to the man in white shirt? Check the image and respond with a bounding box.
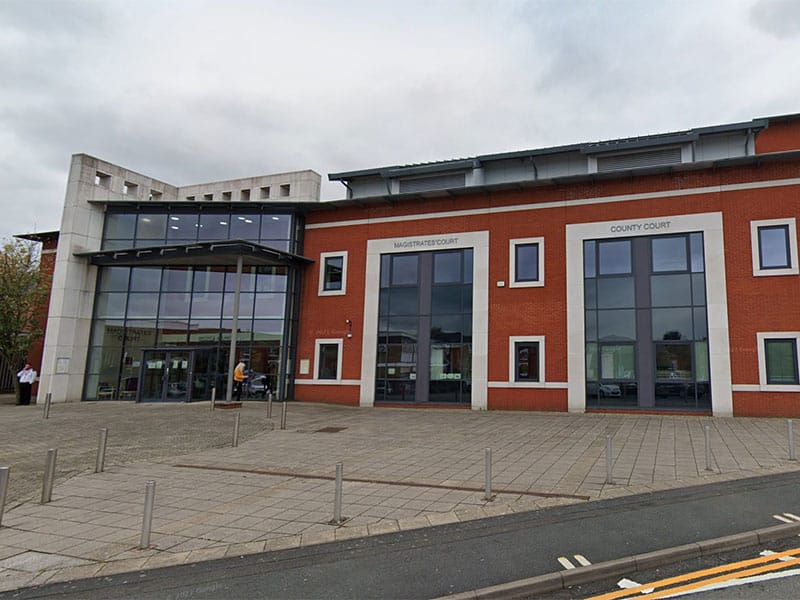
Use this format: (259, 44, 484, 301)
(16, 363, 37, 405)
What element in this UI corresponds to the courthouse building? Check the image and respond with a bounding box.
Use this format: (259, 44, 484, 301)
(38, 113, 800, 417)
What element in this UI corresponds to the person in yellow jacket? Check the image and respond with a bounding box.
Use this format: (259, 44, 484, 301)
(233, 361, 248, 401)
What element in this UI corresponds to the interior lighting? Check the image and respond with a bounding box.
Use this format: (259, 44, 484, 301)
(271, 216, 280, 221)
(170, 216, 180, 221)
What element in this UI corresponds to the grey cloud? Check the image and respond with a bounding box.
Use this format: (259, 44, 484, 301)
(750, 0, 800, 38)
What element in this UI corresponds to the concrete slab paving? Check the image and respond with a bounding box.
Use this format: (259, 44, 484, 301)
(2, 401, 800, 592)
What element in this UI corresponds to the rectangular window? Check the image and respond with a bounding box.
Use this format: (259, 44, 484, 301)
(318, 251, 348, 296)
(509, 237, 544, 288)
(765, 339, 799, 385)
(315, 339, 342, 380)
(758, 333, 800, 389)
(515, 341, 540, 382)
(751, 218, 798, 276)
(508, 336, 545, 385)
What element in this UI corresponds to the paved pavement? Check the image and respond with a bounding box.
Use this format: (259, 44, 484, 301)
(1, 400, 799, 593)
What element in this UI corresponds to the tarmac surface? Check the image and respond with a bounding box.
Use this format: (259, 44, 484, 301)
(1, 399, 800, 593)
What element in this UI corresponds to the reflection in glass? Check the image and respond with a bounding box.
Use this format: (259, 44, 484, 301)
(690, 233, 704, 272)
(691, 274, 706, 305)
(158, 293, 190, 319)
(389, 287, 418, 315)
(230, 214, 260, 240)
(222, 293, 255, 318)
(515, 243, 539, 282)
(765, 339, 799, 384)
(515, 342, 540, 381)
(434, 251, 461, 283)
(695, 341, 710, 381)
(189, 321, 221, 344)
(655, 343, 693, 379)
(162, 267, 192, 293)
(198, 214, 230, 240)
(693, 308, 708, 340)
(758, 225, 791, 269)
(254, 293, 286, 318)
(431, 286, 462, 314)
(651, 274, 691, 307)
(260, 214, 291, 240)
(652, 236, 687, 272)
(126, 293, 160, 318)
(652, 308, 692, 341)
(585, 280, 597, 309)
(105, 213, 136, 240)
(387, 316, 418, 342)
(130, 267, 162, 292)
(95, 293, 127, 318)
(224, 268, 257, 293)
(598, 240, 631, 275)
(585, 311, 597, 340)
(392, 254, 418, 285)
(585, 343, 598, 380)
(599, 344, 635, 379)
(194, 267, 226, 293)
(190, 293, 223, 318)
(166, 214, 199, 242)
(584, 241, 596, 278)
(136, 214, 167, 241)
(597, 309, 636, 341)
(597, 277, 634, 309)
(431, 315, 462, 343)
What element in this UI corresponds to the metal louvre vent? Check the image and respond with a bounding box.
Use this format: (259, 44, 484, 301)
(596, 147, 682, 172)
(398, 172, 466, 193)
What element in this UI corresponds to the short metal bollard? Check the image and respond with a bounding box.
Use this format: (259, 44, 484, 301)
(789, 420, 796, 461)
(210, 386, 216, 411)
(43, 392, 52, 419)
(95, 428, 108, 473)
(232, 412, 240, 448)
(484, 448, 493, 501)
(267, 391, 273, 419)
(280, 400, 287, 430)
(704, 425, 713, 471)
(0, 467, 9, 527)
(605, 434, 614, 484)
(333, 463, 344, 524)
(42, 449, 57, 504)
(139, 480, 156, 549)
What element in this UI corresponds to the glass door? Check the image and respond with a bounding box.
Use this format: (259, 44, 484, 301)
(140, 349, 192, 402)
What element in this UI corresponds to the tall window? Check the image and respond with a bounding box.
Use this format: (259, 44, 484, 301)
(509, 237, 544, 287)
(511, 338, 544, 383)
(316, 340, 342, 380)
(751, 218, 798, 276)
(319, 252, 348, 295)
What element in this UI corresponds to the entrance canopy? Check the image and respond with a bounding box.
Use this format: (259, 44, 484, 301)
(75, 239, 314, 268)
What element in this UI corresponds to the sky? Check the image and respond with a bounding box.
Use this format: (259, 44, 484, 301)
(1, 0, 799, 242)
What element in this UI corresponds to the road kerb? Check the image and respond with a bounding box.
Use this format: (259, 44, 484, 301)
(438, 521, 800, 600)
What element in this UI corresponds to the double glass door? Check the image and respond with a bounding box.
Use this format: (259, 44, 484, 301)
(141, 350, 191, 402)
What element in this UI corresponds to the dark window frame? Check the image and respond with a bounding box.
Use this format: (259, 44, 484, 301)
(758, 224, 792, 270)
(765, 338, 799, 385)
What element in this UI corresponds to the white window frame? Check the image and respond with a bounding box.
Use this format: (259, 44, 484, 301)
(757, 332, 800, 391)
(509, 237, 544, 288)
(314, 338, 343, 382)
(508, 336, 546, 387)
(750, 218, 798, 277)
(318, 251, 348, 296)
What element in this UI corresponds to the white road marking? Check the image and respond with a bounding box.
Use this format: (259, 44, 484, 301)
(783, 512, 800, 521)
(659, 567, 800, 598)
(574, 554, 592, 567)
(760, 549, 798, 562)
(558, 557, 576, 570)
(617, 577, 655, 594)
(773, 514, 794, 523)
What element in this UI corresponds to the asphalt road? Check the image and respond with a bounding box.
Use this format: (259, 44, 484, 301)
(6, 471, 800, 599)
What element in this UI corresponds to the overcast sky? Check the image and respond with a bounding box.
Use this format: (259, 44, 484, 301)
(1, 0, 799, 242)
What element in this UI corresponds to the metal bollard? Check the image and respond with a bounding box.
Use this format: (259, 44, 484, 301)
(42, 449, 57, 504)
(0, 467, 8, 527)
(95, 428, 108, 473)
(333, 463, 343, 524)
(232, 412, 240, 448)
(43, 392, 52, 419)
(790, 420, 796, 461)
(484, 448, 493, 501)
(210, 386, 216, 411)
(267, 391, 273, 419)
(704, 425, 713, 471)
(280, 400, 287, 430)
(139, 480, 156, 549)
(605, 434, 614, 484)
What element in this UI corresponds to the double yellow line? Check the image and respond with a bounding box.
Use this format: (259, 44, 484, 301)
(587, 546, 800, 599)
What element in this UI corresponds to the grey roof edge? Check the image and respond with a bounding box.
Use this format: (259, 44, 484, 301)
(74, 238, 314, 265)
(86, 199, 323, 210)
(328, 117, 774, 182)
(314, 149, 800, 211)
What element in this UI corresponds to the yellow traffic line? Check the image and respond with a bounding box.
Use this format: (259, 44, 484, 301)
(586, 546, 800, 600)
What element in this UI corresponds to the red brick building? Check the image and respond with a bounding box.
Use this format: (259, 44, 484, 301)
(294, 114, 800, 417)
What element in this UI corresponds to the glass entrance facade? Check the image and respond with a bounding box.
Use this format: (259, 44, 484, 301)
(85, 206, 302, 402)
(375, 249, 473, 404)
(584, 232, 711, 410)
